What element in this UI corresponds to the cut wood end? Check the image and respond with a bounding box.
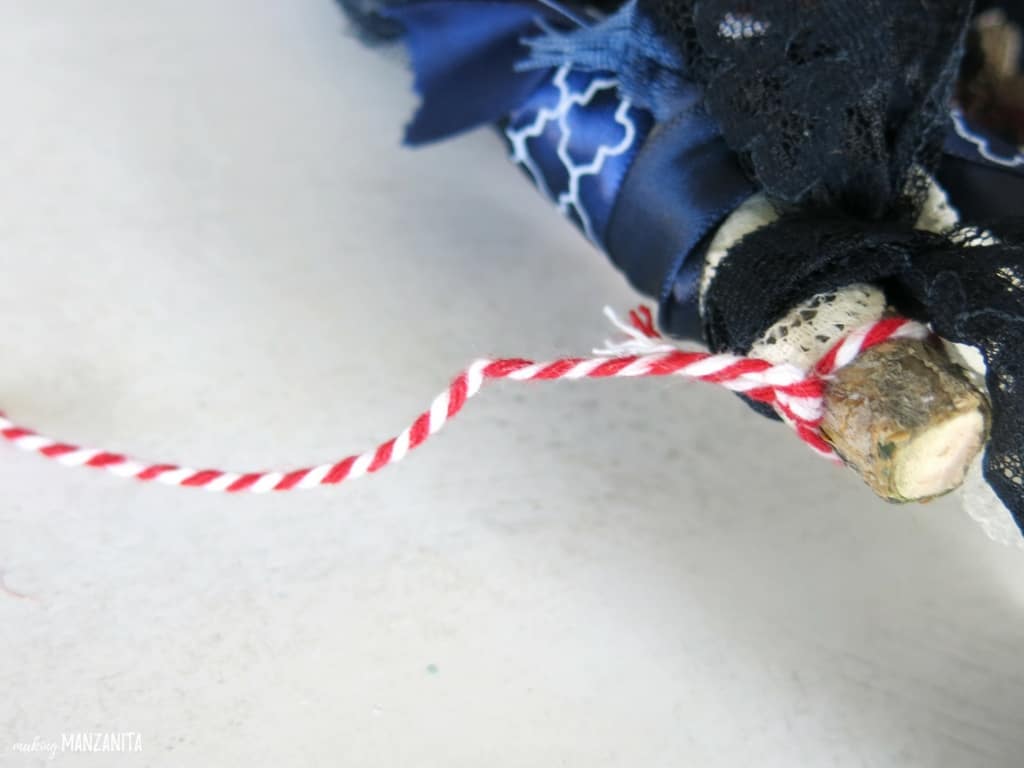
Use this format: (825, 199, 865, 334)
(889, 406, 988, 501)
(820, 338, 990, 503)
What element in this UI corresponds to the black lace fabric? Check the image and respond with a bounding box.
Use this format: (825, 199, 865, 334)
(703, 214, 1024, 531)
(638, 0, 973, 217)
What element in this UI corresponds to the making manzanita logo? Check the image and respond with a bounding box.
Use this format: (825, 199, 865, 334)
(10, 732, 143, 759)
(62, 732, 143, 754)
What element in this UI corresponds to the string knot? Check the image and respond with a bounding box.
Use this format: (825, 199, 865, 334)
(597, 306, 931, 460)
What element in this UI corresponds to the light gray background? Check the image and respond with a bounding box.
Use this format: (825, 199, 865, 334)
(1, 2, 1023, 766)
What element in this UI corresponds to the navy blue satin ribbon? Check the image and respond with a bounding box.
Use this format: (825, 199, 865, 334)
(502, 64, 751, 337)
(604, 110, 755, 339)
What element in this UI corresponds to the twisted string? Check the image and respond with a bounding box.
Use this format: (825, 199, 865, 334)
(0, 309, 928, 492)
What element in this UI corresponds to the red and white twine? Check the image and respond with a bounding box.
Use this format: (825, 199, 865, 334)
(0, 308, 928, 492)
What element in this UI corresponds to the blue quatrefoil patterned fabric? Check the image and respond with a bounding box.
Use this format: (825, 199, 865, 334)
(504, 66, 654, 247)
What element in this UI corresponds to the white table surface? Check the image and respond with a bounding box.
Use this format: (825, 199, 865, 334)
(1, 2, 1023, 766)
